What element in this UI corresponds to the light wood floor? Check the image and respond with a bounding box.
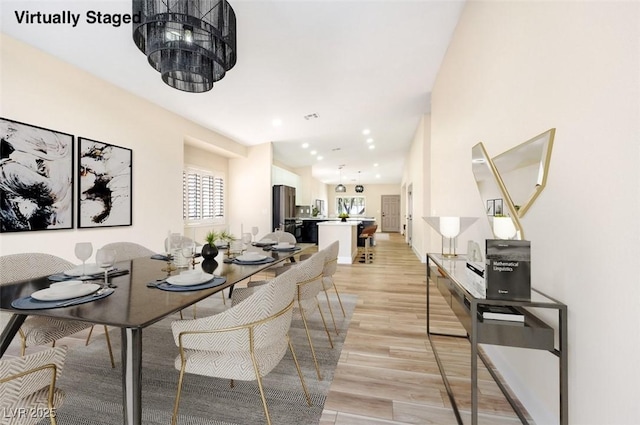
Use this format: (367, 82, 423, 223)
(320, 232, 526, 425)
(4, 233, 528, 424)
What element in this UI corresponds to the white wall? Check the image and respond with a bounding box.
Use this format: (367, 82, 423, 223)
(430, 2, 640, 424)
(402, 115, 428, 255)
(0, 34, 246, 262)
(229, 143, 273, 240)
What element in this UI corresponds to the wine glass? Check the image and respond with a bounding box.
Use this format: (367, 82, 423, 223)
(74, 242, 93, 278)
(251, 226, 259, 243)
(275, 227, 284, 243)
(181, 241, 197, 269)
(95, 248, 116, 288)
(242, 232, 252, 251)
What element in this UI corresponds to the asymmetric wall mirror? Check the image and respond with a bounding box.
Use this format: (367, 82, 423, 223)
(472, 142, 524, 239)
(492, 128, 555, 217)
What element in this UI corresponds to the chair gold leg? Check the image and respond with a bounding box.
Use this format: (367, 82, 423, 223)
(323, 290, 339, 335)
(103, 326, 115, 368)
(85, 326, 95, 346)
(300, 309, 323, 380)
(172, 366, 186, 425)
(179, 310, 184, 320)
(316, 299, 334, 349)
(330, 277, 346, 317)
(220, 290, 226, 306)
(287, 336, 312, 406)
(192, 304, 197, 319)
(251, 351, 272, 425)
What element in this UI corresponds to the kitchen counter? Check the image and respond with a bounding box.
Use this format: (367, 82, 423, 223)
(317, 221, 361, 263)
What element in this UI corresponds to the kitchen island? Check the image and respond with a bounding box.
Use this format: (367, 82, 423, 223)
(317, 220, 361, 264)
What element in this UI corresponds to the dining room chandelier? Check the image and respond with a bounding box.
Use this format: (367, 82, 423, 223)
(132, 0, 237, 93)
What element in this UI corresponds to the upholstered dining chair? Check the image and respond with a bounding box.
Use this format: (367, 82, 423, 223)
(84, 242, 157, 345)
(253, 231, 298, 280)
(0, 253, 115, 368)
(0, 346, 68, 425)
(100, 241, 155, 261)
(259, 231, 297, 245)
(272, 241, 344, 335)
(170, 268, 311, 425)
(249, 250, 333, 380)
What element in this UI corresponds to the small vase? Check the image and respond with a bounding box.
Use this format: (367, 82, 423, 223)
(201, 243, 219, 260)
(201, 259, 219, 274)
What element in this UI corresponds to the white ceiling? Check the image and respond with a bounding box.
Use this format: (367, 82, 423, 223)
(1, 0, 465, 185)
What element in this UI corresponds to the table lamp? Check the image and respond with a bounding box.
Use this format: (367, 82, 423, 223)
(424, 216, 478, 258)
(492, 216, 517, 239)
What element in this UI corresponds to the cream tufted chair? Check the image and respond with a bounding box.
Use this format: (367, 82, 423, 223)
(0, 346, 68, 425)
(0, 253, 114, 367)
(170, 267, 311, 425)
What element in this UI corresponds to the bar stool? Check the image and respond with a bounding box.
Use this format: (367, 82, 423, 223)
(358, 224, 377, 263)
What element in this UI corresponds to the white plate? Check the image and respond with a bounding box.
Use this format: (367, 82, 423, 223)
(32, 283, 101, 301)
(166, 272, 214, 286)
(64, 264, 110, 276)
(236, 254, 267, 262)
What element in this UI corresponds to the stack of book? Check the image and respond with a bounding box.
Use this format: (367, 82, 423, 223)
(478, 304, 525, 323)
(485, 239, 531, 301)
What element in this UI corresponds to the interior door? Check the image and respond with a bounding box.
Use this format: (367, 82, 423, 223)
(381, 195, 401, 232)
(407, 184, 413, 245)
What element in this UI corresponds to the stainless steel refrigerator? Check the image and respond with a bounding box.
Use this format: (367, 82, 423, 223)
(272, 185, 296, 232)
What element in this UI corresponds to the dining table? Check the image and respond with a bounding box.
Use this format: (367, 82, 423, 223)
(0, 243, 314, 425)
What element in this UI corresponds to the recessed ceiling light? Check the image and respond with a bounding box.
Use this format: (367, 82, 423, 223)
(362, 129, 370, 135)
(368, 145, 375, 150)
(310, 150, 317, 155)
(366, 138, 373, 143)
(272, 119, 282, 127)
(302, 143, 309, 148)
(317, 156, 323, 161)
(376, 174, 381, 179)
(373, 163, 379, 167)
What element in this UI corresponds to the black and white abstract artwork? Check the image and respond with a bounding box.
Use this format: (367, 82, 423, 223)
(78, 138, 132, 228)
(0, 118, 74, 232)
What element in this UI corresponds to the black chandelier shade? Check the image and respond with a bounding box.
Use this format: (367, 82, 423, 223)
(355, 184, 364, 193)
(132, 0, 237, 93)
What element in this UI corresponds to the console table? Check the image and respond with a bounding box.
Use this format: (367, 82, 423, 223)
(426, 253, 567, 425)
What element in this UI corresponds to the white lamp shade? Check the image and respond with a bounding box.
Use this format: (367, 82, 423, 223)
(439, 217, 461, 238)
(493, 216, 517, 239)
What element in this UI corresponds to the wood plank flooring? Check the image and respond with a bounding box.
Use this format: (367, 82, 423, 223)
(320, 232, 527, 425)
(3, 233, 529, 424)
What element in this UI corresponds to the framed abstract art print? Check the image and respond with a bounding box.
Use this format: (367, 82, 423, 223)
(78, 137, 132, 228)
(0, 117, 74, 232)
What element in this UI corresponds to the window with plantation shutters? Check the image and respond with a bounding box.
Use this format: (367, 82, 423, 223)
(183, 167, 225, 224)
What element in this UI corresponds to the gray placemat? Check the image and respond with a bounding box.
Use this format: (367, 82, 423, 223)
(11, 288, 115, 310)
(153, 276, 227, 292)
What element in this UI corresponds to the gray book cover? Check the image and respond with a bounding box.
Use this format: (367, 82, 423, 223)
(485, 239, 531, 301)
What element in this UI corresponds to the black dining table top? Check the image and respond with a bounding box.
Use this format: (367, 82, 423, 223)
(0, 244, 314, 329)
